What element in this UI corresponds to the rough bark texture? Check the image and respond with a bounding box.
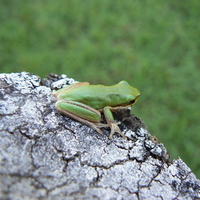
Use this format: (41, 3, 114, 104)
(0, 72, 199, 200)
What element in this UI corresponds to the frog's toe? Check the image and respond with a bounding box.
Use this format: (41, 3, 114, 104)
(108, 123, 126, 139)
(96, 123, 110, 128)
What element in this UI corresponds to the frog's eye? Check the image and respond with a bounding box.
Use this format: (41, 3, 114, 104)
(129, 99, 136, 104)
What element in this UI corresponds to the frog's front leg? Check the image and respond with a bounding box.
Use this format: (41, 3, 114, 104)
(103, 106, 126, 139)
(55, 100, 108, 135)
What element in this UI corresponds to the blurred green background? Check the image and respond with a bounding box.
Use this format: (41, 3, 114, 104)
(1, 1, 200, 178)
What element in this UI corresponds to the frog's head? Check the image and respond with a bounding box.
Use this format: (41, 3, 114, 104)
(128, 94, 140, 105)
(118, 81, 140, 107)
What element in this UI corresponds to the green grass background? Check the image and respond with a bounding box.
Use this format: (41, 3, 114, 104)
(1, 0, 200, 178)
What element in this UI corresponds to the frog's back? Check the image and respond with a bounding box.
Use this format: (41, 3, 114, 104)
(64, 84, 122, 109)
(60, 81, 140, 109)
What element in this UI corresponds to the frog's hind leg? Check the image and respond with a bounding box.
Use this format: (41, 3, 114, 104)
(78, 120, 106, 135)
(59, 110, 105, 135)
(56, 100, 106, 136)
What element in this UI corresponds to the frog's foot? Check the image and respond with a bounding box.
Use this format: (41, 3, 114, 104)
(84, 121, 126, 139)
(109, 123, 126, 140)
(95, 123, 110, 128)
(96, 122, 126, 139)
(95, 121, 120, 128)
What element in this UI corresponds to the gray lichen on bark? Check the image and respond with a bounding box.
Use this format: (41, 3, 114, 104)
(0, 72, 199, 200)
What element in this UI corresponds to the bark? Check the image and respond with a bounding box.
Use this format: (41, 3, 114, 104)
(0, 72, 199, 200)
